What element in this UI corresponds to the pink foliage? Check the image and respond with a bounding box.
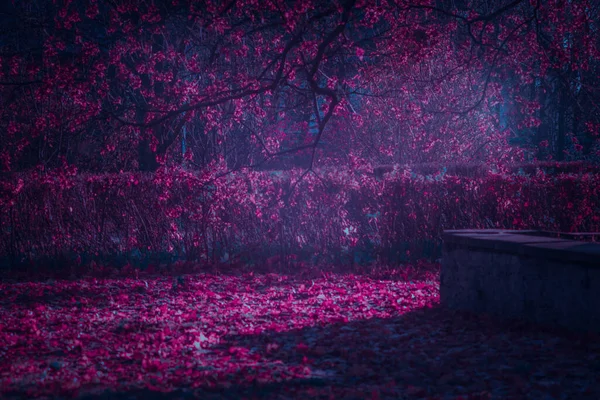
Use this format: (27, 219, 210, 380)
(1, 166, 599, 268)
(1, 0, 598, 173)
(0, 1, 598, 397)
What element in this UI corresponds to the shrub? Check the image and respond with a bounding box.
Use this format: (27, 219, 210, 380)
(1, 165, 598, 270)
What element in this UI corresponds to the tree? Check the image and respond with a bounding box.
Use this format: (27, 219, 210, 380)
(1, 0, 599, 175)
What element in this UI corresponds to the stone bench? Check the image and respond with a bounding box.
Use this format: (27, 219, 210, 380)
(440, 229, 600, 332)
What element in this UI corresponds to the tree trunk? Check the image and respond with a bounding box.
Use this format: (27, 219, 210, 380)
(555, 82, 568, 161)
(138, 138, 159, 171)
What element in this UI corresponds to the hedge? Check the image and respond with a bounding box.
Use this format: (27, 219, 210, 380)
(1, 163, 598, 269)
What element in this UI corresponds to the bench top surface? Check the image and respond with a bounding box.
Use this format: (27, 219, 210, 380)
(443, 230, 600, 265)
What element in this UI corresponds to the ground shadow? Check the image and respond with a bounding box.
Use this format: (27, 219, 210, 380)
(4, 304, 599, 399)
(211, 306, 600, 399)
(0, 257, 440, 285)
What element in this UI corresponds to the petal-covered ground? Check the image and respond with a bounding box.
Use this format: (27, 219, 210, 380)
(1, 265, 599, 399)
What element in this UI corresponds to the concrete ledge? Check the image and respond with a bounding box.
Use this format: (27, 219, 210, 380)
(441, 230, 600, 332)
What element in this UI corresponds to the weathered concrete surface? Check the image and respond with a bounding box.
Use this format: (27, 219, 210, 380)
(441, 230, 600, 332)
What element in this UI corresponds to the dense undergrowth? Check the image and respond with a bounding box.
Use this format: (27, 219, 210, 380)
(1, 163, 599, 270)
